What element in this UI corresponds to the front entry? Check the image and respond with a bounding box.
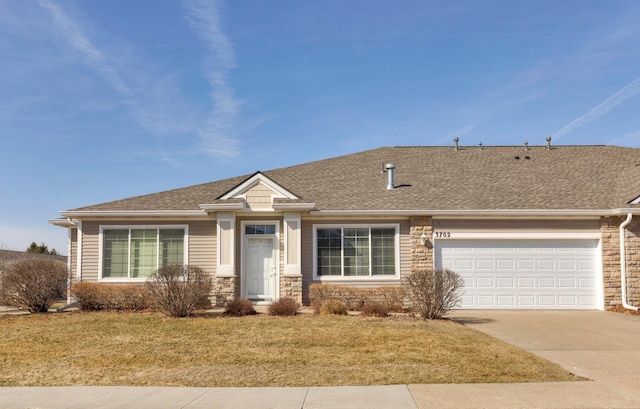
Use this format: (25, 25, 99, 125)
(245, 238, 275, 302)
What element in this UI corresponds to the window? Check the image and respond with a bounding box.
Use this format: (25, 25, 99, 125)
(245, 224, 276, 235)
(101, 227, 186, 280)
(315, 225, 398, 277)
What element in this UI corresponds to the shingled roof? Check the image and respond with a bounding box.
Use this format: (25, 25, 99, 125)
(65, 145, 640, 213)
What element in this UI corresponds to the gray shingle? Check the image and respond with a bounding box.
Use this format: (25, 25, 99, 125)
(67, 145, 640, 212)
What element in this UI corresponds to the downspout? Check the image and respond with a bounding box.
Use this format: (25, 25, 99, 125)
(619, 213, 639, 311)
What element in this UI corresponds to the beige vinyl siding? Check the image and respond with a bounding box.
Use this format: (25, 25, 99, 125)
(245, 182, 274, 210)
(78, 219, 216, 282)
(70, 228, 78, 283)
(81, 222, 100, 281)
(188, 221, 216, 273)
(432, 219, 600, 233)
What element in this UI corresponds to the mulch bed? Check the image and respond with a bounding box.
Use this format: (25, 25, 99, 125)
(608, 305, 640, 315)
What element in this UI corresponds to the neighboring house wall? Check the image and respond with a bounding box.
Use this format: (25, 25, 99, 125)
(0, 250, 67, 270)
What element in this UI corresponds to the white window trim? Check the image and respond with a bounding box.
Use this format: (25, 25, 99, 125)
(98, 225, 189, 282)
(312, 223, 400, 281)
(240, 220, 280, 300)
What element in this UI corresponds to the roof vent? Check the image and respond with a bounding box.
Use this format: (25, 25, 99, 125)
(479, 142, 483, 150)
(384, 163, 396, 190)
(454, 137, 459, 151)
(546, 136, 552, 150)
(524, 141, 529, 151)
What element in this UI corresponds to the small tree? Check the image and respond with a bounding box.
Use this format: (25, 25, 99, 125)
(403, 268, 463, 319)
(146, 265, 212, 317)
(26, 242, 58, 255)
(0, 259, 67, 313)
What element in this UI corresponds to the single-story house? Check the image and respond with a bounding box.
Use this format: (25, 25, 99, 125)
(50, 143, 640, 310)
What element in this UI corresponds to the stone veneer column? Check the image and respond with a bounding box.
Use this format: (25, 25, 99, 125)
(599, 216, 640, 308)
(410, 216, 433, 273)
(280, 275, 303, 303)
(600, 217, 622, 308)
(214, 276, 236, 307)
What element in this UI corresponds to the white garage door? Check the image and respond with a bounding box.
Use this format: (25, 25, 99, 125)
(434, 239, 599, 309)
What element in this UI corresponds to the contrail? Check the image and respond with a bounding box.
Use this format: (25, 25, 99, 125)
(553, 76, 640, 140)
(184, 0, 240, 158)
(35, 0, 133, 98)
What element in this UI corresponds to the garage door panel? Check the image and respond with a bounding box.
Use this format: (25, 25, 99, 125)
(435, 239, 598, 309)
(537, 259, 555, 270)
(496, 277, 514, 288)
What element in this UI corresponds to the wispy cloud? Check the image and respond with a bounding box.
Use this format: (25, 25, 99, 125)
(552, 76, 640, 140)
(35, 0, 132, 98)
(184, 0, 241, 158)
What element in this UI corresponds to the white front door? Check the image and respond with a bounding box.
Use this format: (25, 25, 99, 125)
(246, 238, 275, 301)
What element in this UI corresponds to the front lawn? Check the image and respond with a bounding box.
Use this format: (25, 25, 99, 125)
(0, 312, 580, 387)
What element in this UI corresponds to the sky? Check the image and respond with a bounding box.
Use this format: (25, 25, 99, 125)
(1, 0, 640, 255)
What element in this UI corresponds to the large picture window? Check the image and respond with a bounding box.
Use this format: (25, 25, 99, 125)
(101, 227, 186, 280)
(315, 225, 398, 277)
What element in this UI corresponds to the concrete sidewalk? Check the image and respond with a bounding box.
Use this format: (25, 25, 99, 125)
(3, 382, 640, 409)
(3, 310, 640, 408)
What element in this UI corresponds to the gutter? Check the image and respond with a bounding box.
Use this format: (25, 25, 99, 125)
(309, 209, 633, 217)
(619, 213, 639, 311)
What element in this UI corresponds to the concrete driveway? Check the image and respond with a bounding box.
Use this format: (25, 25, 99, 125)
(449, 310, 640, 400)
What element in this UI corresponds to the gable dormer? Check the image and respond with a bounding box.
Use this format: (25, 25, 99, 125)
(200, 172, 315, 212)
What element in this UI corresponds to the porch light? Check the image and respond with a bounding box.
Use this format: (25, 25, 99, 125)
(420, 232, 428, 246)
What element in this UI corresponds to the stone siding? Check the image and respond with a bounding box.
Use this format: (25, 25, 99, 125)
(280, 275, 303, 303)
(409, 216, 433, 273)
(214, 276, 236, 306)
(600, 216, 640, 308)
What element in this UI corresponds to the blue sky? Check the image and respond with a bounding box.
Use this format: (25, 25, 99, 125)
(1, 0, 640, 254)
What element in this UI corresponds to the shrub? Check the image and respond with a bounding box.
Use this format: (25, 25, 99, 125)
(0, 258, 67, 313)
(146, 265, 212, 317)
(319, 299, 348, 315)
(268, 297, 300, 316)
(361, 302, 389, 318)
(403, 268, 463, 319)
(72, 283, 152, 311)
(224, 298, 256, 316)
(308, 283, 406, 313)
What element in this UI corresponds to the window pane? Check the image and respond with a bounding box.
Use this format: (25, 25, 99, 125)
(317, 228, 342, 275)
(160, 229, 184, 267)
(245, 224, 276, 235)
(103, 230, 128, 278)
(343, 228, 369, 276)
(371, 228, 395, 275)
(130, 229, 157, 278)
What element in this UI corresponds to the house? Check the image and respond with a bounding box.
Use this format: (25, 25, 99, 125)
(0, 249, 67, 272)
(50, 143, 640, 310)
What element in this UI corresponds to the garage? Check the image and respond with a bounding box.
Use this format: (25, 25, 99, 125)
(434, 239, 599, 309)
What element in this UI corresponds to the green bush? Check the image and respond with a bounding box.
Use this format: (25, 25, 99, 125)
(72, 283, 152, 311)
(224, 298, 256, 316)
(146, 265, 212, 317)
(403, 269, 463, 319)
(0, 258, 67, 313)
(319, 299, 348, 315)
(268, 297, 300, 316)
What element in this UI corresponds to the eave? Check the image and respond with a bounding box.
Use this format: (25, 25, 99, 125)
(309, 208, 640, 217)
(59, 210, 208, 218)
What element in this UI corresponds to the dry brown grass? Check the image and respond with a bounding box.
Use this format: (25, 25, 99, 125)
(0, 312, 580, 387)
